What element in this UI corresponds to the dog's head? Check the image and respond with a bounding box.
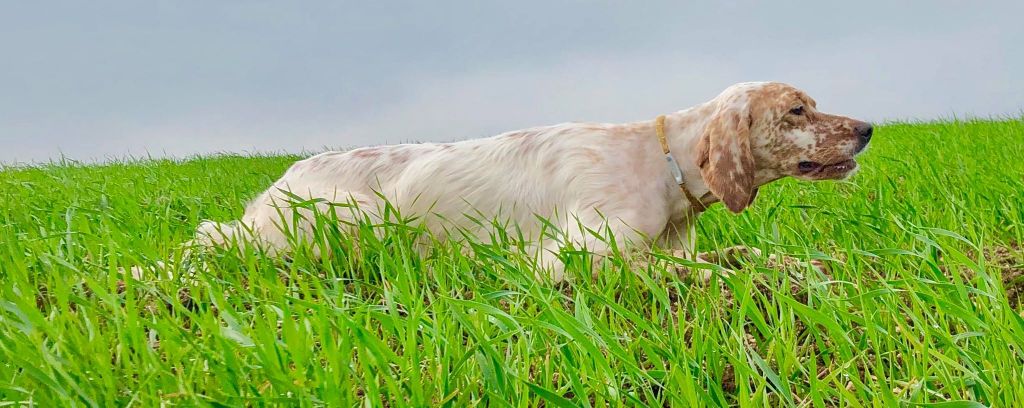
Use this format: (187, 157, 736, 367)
(697, 82, 872, 213)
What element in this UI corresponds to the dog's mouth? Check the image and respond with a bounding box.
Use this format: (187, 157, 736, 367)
(796, 159, 858, 179)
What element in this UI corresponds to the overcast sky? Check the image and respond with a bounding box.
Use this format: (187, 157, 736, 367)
(2, 1, 1022, 164)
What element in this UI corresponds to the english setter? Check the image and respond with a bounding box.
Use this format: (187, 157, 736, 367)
(196, 82, 872, 282)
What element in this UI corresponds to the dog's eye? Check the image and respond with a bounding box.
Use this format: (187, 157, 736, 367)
(790, 106, 805, 116)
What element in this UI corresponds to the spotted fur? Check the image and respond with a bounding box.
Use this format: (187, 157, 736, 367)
(195, 82, 871, 282)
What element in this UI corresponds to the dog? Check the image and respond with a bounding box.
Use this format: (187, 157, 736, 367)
(194, 82, 872, 282)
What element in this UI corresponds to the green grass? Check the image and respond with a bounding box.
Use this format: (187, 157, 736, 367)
(2, 119, 1023, 406)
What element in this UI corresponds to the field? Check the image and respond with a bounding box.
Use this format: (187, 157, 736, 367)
(1, 119, 1023, 406)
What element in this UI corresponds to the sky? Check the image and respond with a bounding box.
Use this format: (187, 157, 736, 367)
(2, 1, 1022, 164)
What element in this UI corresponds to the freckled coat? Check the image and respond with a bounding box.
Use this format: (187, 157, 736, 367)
(196, 81, 872, 281)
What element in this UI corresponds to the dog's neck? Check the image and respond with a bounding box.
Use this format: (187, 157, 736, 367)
(659, 103, 718, 205)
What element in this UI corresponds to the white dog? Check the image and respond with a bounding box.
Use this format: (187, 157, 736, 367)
(195, 82, 872, 282)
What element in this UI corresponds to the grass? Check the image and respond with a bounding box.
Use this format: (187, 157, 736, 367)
(1, 118, 1023, 406)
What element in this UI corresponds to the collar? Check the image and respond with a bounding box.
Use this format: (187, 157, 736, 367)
(656, 114, 708, 213)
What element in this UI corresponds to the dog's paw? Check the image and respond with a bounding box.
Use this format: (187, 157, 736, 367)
(697, 245, 763, 269)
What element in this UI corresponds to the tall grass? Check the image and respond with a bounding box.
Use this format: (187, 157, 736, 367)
(1, 119, 1023, 406)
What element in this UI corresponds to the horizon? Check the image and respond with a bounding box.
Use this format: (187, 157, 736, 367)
(3, 115, 1022, 168)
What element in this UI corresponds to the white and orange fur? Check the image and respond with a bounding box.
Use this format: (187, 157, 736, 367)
(194, 82, 873, 282)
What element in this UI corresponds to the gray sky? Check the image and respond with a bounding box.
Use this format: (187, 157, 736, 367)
(2, 1, 1022, 164)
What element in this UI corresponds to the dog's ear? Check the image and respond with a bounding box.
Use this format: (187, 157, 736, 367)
(697, 103, 756, 213)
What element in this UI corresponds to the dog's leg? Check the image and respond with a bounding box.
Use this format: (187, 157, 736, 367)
(536, 210, 656, 284)
(695, 245, 763, 269)
(695, 245, 828, 274)
(657, 219, 730, 283)
(692, 245, 828, 274)
(536, 244, 568, 283)
(657, 219, 698, 259)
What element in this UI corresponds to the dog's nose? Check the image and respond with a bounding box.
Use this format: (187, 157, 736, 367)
(855, 122, 873, 144)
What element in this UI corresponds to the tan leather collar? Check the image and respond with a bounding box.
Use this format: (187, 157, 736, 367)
(656, 114, 708, 213)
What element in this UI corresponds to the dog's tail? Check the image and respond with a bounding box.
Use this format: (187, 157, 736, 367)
(119, 220, 242, 281)
(194, 220, 244, 248)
